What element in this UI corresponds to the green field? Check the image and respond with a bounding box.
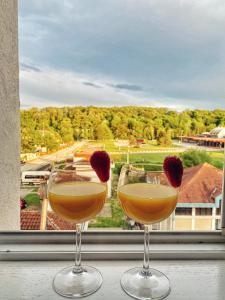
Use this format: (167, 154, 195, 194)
(208, 151, 224, 169)
(111, 151, 224, 167)
(77, 140, 180, 153)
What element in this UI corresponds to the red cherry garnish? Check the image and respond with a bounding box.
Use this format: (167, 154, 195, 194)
(90, 151, 110, 182)
(163, 156, 183, 188)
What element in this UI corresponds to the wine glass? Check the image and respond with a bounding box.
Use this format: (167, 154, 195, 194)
(48, 166, 107, 298)
(117, 166, 178, 300)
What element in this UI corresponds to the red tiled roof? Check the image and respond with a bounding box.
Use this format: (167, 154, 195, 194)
(20, 210, 41, 230)
(21, 210, 76, 230)
(178, 163, 223, 204)
(149, 163, 223, 204)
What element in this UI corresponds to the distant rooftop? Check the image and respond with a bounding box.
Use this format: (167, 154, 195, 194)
(149, 163, 223, 205)
(21, 209, 76, 230)
(178, 163, 222, 204)
(210, 127, 225, 138)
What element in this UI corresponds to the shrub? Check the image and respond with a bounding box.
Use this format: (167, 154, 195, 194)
(180, 150, 212, 168)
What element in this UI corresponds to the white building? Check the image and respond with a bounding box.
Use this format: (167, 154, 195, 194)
(210, 127, 225, 139)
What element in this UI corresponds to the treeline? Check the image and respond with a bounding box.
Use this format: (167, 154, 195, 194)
(21, 106, 225, 153)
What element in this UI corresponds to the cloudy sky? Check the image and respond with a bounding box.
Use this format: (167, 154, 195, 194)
(19, 0, 225, 110)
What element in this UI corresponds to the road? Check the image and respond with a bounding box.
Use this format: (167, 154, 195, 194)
(21, 142, 85, 172)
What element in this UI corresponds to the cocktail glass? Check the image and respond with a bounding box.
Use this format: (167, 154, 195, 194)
(48, 167, 107, 298)
(118, 167, 178, 300)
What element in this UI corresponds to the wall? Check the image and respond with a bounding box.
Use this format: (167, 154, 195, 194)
(0, 1, 20, 229)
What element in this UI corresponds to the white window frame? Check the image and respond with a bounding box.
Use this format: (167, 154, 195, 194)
(221, 146, 225, 234)
(1, 230, 225, 261)
(1, 1, 225, 256)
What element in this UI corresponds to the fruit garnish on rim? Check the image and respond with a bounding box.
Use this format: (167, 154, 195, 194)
(163, 156, 183, 188)
(90, 151, 110, 182)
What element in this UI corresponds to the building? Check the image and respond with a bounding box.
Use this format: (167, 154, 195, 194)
(174, 163, 222, 230)
(121, 163, 223, 231)
(210, 127, 225, 139)
(153, 163, 223, 231)
(181, 127, 225, 148)
(21, 209, 76, 230)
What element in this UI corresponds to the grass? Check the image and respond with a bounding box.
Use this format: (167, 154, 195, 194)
(112, 150, 224, 167)
(77, 140, 180, 154)
(111, 152, 175, 165)
(24, 193, 41, 206)
(208, 151, 224, 159)
(208, 151, 224, 169)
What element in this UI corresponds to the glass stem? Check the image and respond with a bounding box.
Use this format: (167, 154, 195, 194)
(73, 223, 82, 273)
(142, 225, 151, 276)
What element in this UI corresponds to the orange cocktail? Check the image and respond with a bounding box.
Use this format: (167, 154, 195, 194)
(118, 183, 178, 224)
(49, 181, 107, 223)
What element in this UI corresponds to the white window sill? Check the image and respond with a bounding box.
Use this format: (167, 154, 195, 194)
(1, 231, 225, 299)
(1, 260, 225, 300)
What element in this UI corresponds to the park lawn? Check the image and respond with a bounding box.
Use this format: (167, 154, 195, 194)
(111, 152, 175, 164)
(208, 151, 224, 169)
(79, 140, 181, 154)
(112, 150, 224, 170)
(105, 140, 180, 152)
(208, 151, 224, 159)
(24, 193, 41, 206)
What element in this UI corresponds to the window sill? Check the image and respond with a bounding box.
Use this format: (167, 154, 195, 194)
(1, 260, 225, 300)
(1, 231, 225, 299)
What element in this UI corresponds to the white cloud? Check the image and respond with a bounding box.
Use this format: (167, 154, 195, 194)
(20, 64, 225, 110)
(19, 0, 225, 110)
(19, 66, 143, 107)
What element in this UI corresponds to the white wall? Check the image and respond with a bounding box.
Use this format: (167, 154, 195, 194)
(0, 1, 20, 229)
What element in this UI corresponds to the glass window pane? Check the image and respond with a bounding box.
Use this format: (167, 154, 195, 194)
(15, 1, 225, 233)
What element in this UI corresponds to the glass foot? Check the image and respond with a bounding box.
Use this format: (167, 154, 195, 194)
(53, 265, 102, 298)
(121, 267, 171, 300)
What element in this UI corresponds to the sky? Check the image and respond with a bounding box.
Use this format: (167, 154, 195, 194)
(19, 0, 225, 110)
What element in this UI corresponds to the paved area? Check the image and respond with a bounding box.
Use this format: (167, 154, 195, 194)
(21, 142, 85, 172)
(97, 202, 112, 218)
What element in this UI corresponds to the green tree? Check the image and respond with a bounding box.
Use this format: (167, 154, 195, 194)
(21, 127, 36, 153)
(59, 118, 74, 143)
(156, 129, 172, 146)
(95, 122, 113, 140)
(129, 135, 137, 147)
(180, 150, 212, 168)
(41, 130, 62, 151)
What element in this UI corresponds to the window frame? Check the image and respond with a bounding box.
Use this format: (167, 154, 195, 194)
(1, 230, 225, 261)
(1, 1, 225, 242)
(221, 147, 225, 232)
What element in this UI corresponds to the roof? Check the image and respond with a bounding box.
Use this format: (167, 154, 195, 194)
(210, 127, 225, 138)
(210, 127, 225, 135)
(178, 163, 223, 204)
(21, 209, 76, 230)
(148, 163, 223, 204)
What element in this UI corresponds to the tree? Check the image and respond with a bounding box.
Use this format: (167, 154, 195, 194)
(156, 129, 172, 146)
(129, 135, 137, 147)
(59, 118, 74, 143)
(41, 130, 62, 151)
(21, 127, 36, 153)
(95, 122, 113, 140)
(180, 150, 212, 168)
(20, 106, 225, 153)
